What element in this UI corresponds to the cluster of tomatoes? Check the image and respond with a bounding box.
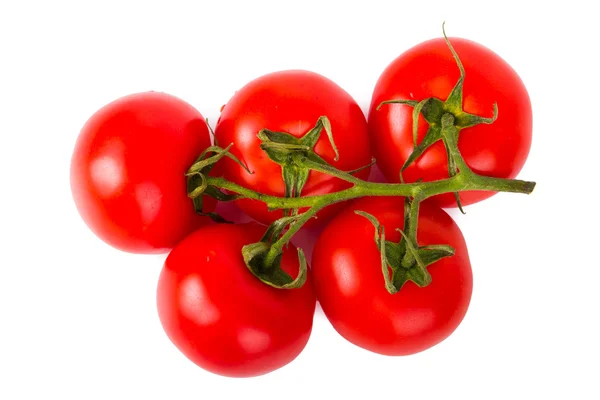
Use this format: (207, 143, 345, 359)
(70, 34, 532, 377)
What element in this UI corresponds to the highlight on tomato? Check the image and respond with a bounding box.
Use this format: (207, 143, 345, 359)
(70, 92, 214, 254)
(156, 223, 316, 378)
(214, 69, 373, 226)
(312, 197, 473, 356)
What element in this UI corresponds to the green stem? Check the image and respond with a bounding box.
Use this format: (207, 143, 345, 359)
(206, 173, 534, 211)
(263, 204, 322, 267)
(441, 113, 472, 174)
(407, 199, 420, 243)
(297, 154, 364, 185)
(399, 198, 421, 269)
(191, 25, 538, 291)
(198, 120, 534, 290)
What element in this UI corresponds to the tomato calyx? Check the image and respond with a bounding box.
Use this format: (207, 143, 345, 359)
(377, 23, 498, 212)
(355, 196, 455, 293)
(186, 144, 252, 223)
(258, 116, 340, 215)
(242, 215, 308, 289)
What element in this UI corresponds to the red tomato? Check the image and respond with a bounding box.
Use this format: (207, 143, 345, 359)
(368, 38, 532, 207)
(70, 92, 214, 254)
(157, 223, 316, 377)
(312, 197, 472, 356)
(214, 70, 372, 225)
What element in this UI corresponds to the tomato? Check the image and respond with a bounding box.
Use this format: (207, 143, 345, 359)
(311, 197, 472, 355)
(157, 223, 316, 377)
(368, 37, 532, 207)
(214, 70, 372, 225)
(70, 92, 214, 254)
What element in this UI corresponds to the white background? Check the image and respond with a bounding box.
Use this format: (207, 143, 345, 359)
(1, 1, 598, 399)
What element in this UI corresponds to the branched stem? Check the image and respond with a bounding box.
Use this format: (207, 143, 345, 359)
(193, 100, 535, 292)
(206, 172, 534, 211)
(183, 21, 538, 292)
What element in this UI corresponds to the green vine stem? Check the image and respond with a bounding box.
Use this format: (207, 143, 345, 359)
(186, 24, 536, 291)
(198, 144, 534, 291)
(192, 129, 534, 291)
(204, 166, 534, 211)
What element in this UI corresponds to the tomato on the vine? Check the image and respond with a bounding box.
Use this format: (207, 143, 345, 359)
(156, 223, 316, 377)
(214, 70, 372, 225)
(311, 197, 472, 356)
(368, 37, 532, 207)
(70, 92, 214, 254)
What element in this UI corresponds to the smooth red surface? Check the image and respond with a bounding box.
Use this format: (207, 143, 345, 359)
(312, 197, 472, 355)
(368, 38, 532, 207)
(70, 92, 213, 254)
(214, 70, 372, 225)
(156, 223, 316, 377)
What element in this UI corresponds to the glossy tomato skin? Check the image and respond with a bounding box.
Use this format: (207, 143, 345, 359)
(369, 38, 532, 207)
(312, 197, 472, 356)
(214, 70, 372, 225)
(70, 92, 214, 254)
(156, 223, 316, 377)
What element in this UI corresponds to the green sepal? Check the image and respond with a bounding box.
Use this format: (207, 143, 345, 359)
(299, 116, 339, 161)
(187, 173, 208, 199)
(241, 215, 308, 289)
(355, 210, 455, 294)
(411, 99, 429, 147)
(191, 195, 204, 214)
(378, 226, 398, 294)
(241, 242, 307, 290)
(418, 244, 456, 265)
(455, 103, 498, 128)
(185, 143, 251, 217)
(257, 116, 340, 215)
(376, 99, 418, 110)
(354, 211, 396, 294)
(258, 130, 306, 164)
(190, 196, 232, 223)
(195, 186, 241, 222)
(421, 97, 446, 125)
(440, 24, 498, 129)
(392, 263, 429, 290)
(395, 229, 431, 288)
(260, 129, 303, 146)
(354, 211, 382, 243)
(260, 215, 303, 243)
(257, 116, 338, 170)
(186, 144, 251, 177)
(401, 124, 442, 172)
